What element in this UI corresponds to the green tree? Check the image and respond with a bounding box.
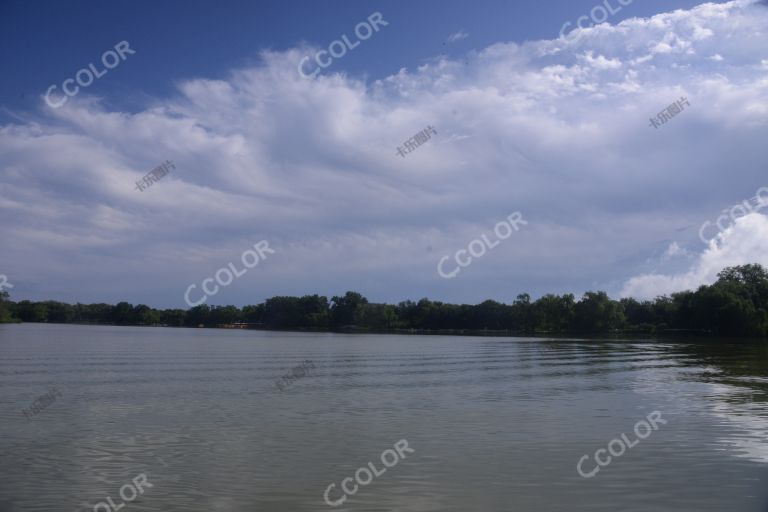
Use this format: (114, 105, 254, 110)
(330, 291, 368, 328)
(111, 302, 134, 325)
(185, 304, 211, 326)
(359, 303, 395, 330)
(690, 285, 763, 336)
(16, 301, 48, 322)
(475, 299, 507, 330)
(133, 304, 161, 325)
(574, 291, 625, 333)
(0, 291, 14, 323)
(241, 304, 265, 324)
(298, 295, 330, 329)
(263, 297, 302, 328)
(533, 294, 575, 333)
(512, 293, 533, 332)
(209, 305, 241, 325)
(159, 309, 186, 326)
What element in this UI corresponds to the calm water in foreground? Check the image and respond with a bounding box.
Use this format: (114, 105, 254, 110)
(1, 324, 767, 512)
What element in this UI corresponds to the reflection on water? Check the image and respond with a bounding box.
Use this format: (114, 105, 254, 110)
(0, 324, 766, 512)
(655, 342, 768, 465)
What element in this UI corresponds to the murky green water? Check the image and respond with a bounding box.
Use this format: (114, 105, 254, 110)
(1, 323, 766, 511)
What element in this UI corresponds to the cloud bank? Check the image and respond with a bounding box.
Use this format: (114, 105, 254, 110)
(1, 0, 767, 307)
(621, 213, 768, 298)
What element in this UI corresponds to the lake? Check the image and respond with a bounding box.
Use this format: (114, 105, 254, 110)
(1, 323, 767, 511)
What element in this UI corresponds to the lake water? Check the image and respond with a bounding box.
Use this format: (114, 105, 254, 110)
(1, 323, 767, 512)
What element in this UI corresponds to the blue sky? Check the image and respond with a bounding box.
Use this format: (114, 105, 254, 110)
(1, 0, 768, 308)
(1, 0, 705, 113)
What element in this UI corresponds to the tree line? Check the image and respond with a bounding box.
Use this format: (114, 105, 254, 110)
(1, 264, 767, 338)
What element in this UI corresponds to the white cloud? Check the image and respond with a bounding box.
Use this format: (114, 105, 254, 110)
(663, 241, 690, 259)
(621, 214, 768, 299)
(2, 1, 768, 306)
(579, 51, 623, 70)
(446, 30, 469, 43)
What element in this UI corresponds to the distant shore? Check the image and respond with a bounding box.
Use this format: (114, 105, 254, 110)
(1, 264, 767, 338)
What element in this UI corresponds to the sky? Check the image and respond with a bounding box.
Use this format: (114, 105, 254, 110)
(1, 0, 768, 308)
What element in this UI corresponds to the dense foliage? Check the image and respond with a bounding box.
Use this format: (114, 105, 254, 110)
(2, 265, 767, 337)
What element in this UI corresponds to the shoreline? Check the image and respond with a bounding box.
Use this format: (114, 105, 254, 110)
(5, 321, 766, 343)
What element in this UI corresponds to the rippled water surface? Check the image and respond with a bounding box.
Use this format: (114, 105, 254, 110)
(1, 323, 767, 511)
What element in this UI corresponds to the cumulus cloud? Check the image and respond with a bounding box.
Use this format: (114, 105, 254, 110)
(621, 214, 768, 299)
(1, 0, 768, 306)
(663, 242, 690, 260)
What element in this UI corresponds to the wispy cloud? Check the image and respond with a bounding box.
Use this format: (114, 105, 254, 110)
(446, 29, 469, 43)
